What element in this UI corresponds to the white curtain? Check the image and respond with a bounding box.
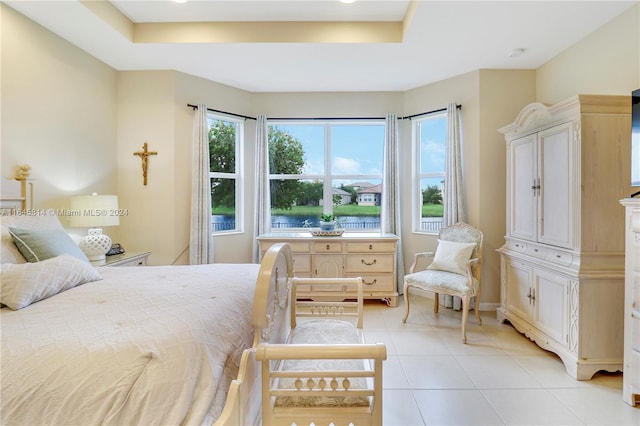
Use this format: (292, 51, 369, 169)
(381, 114, 405, 294)
(443, 102, 465, 226)
(252, 114, 271, 263)
(189, 104, 213, 264)
(441, 102, 468, 309)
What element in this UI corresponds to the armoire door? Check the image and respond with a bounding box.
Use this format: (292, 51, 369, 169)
(537, 121, 575, 249)
(505, 258, 534, 322)
(532, 267, 569, 345)
(508, 134, 538, 241)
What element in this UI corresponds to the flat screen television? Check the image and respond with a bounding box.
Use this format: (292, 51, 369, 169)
(632, 88, 640, 187)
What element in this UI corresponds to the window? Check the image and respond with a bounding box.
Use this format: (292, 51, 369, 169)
(267, 121, 384, 231)
(413, 112, 446, 233)
(209, 114, 243, 233)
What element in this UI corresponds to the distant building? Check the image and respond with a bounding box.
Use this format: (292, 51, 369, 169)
(320, 187, 352, 206)
(357, 183, 382, 206)
(348, 181, 375, 191)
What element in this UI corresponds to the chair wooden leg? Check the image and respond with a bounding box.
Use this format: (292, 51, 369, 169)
(474, 296, 482, 325)
(461, 296, 469, 343)
(433, 292, 439, 313)
(402, 284, 410, 323)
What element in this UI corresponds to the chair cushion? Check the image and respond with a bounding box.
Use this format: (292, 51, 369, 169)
(404, 269, 478, 296)
(427, 239, 476, 275)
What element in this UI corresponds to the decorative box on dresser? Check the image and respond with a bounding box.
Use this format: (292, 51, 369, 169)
(257, 232, 399, 307)
(620, 198, 640, 406)
(496, 95, 632, 380)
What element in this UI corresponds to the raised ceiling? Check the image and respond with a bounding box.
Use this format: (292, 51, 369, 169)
(4, 0, 637, 92)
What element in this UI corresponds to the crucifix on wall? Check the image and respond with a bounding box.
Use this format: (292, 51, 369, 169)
(133, 142, 158, 186)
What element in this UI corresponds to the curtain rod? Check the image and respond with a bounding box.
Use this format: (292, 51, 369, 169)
(266, 116, 385, 121)
(187, 103, 462, 122)
(187, 104, 256, 120)
(400, 104, 462, 120)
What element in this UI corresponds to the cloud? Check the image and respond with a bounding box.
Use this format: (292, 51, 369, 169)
(333, 157, 361, 174)
(422, 138, 445, 167)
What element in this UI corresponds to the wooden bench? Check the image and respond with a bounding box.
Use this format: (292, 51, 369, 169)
(256, 277, 387, 426)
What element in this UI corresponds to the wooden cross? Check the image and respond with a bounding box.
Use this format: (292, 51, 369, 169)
(133, 142, 158, 185)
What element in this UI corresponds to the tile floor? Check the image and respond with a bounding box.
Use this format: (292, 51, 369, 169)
(362, 293, 639, 426)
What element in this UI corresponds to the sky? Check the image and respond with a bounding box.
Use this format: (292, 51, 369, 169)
(268, 114, 447, 190)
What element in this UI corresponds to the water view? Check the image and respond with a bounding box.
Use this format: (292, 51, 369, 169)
(212, 215, 443, 232)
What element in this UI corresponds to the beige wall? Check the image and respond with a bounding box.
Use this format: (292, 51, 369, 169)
(1, 4, 119, 242)
(401, 69, 536, 308)
(537, 3, 639, 104)
(2, 2, 638, 307)
(478, 70, 536, 305)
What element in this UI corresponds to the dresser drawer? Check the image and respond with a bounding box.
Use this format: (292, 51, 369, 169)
(346, 242, 396, 253)
(261, 241, 310, 253)
(347, 273, 394, 292)
(312, 242, 342, 253)
(632, 310, 640, 351)
(345, 254, 394, 273)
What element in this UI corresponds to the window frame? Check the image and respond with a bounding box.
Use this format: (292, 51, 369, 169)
(208, 112, 244, 235)
(412, 111, 447, 235)
(267, 119, 385, 232)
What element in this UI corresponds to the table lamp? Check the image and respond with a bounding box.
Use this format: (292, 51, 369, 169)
(69, 193, 119, 263)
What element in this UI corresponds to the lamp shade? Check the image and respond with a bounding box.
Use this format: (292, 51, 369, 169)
(69, 194, 120, 228)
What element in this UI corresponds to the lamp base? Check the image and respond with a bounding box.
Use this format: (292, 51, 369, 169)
(79, 228, 111, 263)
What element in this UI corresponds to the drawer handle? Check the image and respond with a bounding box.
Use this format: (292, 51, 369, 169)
(361, 259, 377, 266)
(363, 278, 377, 286)
(534, 249, 539, 252)
(369, 244, 373, 250)
(556, 255, 561, 259)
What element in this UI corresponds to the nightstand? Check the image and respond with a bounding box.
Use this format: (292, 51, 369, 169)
(100, 251, 151, 267)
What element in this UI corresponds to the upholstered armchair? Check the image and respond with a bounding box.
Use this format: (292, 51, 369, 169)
(402, 222, 483, 343)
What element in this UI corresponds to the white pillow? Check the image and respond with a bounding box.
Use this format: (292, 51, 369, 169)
(0, 254, 102, 310)
(427, 239, 476, 275)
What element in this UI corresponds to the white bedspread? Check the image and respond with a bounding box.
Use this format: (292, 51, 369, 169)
(1, 263, 260, 426)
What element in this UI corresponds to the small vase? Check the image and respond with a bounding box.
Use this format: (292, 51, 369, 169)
(319, 221, 336, 231)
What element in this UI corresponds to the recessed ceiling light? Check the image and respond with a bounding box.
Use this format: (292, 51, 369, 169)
(174, 0, 187, 4)
(340, 0, 356, 4)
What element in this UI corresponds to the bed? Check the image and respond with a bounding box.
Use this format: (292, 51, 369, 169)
(0, 172, 293, 425)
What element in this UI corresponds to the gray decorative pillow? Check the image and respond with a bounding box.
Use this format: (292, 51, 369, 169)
(1, 214, 65, 264)
(9, 227, 89, 263)
(0, 254, 102, 310)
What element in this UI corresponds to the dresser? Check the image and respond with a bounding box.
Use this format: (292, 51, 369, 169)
(621, 198, 640, 406)
(257, 232, 399, 307)
(497, 95, 632, 380)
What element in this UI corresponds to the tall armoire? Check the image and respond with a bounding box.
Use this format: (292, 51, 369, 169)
(497, 95, 632, 380)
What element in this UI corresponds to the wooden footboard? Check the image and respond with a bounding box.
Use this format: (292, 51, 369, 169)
(214, 242, 294, 426)
(215, 253, 387, 426)
(256, 343, 386, 426)
(256, 277, 387, 426)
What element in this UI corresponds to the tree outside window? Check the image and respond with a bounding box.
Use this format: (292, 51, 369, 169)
(268, 122, 384, 230)
(414, 112, 446, 233)
(208, 115, 243, 233)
